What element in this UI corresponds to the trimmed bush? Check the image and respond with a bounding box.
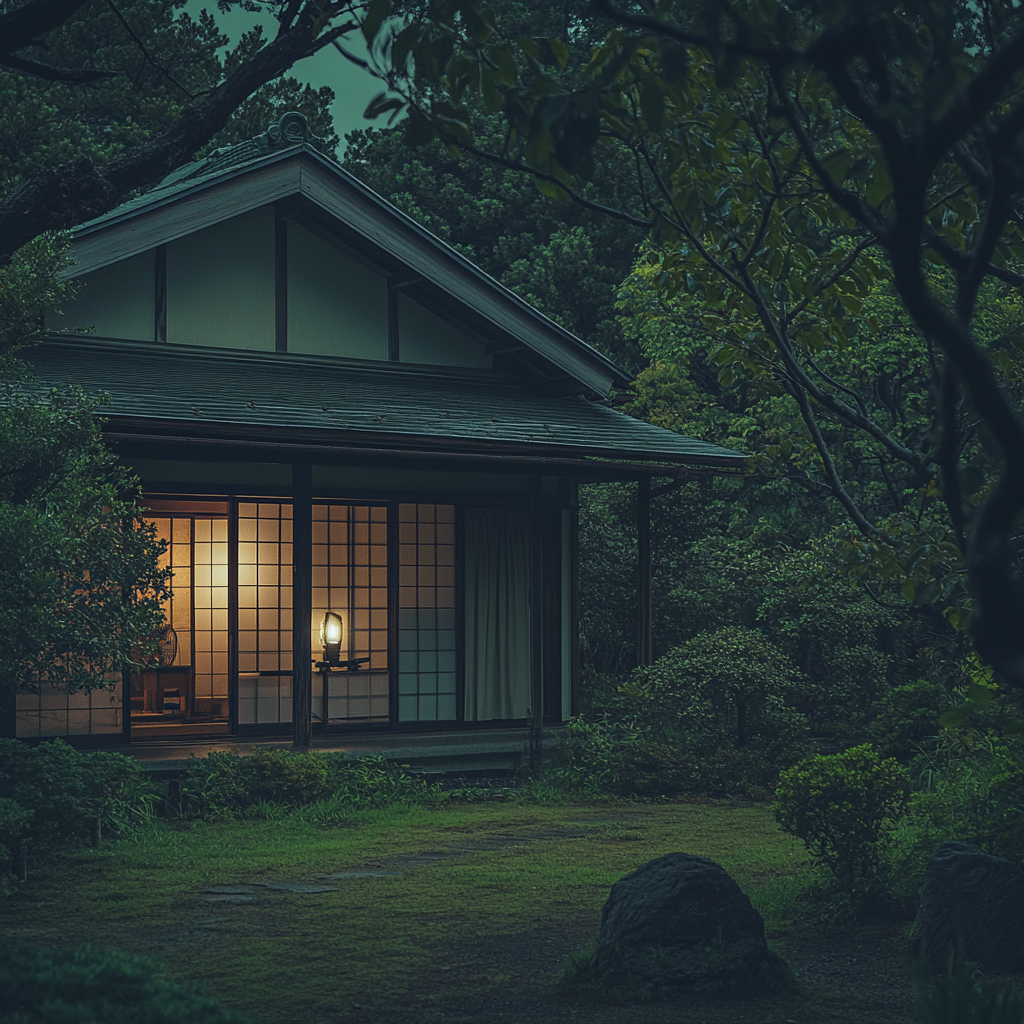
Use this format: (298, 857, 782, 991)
(774, 744, 908, 888)
(0, 941, 250, 1023)
(867, 678, 949, 757)
(553, 715, 690, 798)
(624, 627, 812, 794)
(178, 749, 443, 818)
(0, 738, 156, 889)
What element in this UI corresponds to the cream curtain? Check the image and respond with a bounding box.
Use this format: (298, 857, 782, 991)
(464, 508, 531, 721)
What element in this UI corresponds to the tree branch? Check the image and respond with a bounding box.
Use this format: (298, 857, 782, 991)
(0, 50, 115, 82)
(0, 0, 95, 54)
(0, 5, 358, 263)
(104, 0, 196, 98)
(788, 378, 879, 536)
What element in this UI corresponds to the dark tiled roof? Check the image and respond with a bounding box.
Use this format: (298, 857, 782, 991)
(79, 112, 330, 230)
(28, 340, 746, 468)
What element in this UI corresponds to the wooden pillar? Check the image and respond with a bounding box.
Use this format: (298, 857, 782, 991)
(1, 684, 16, 738)
(637, 476, 652, 666)
(569, 481, 580, 718)
(529, 483, 545, 772)
(292, 463, 313, 749)
(154, 244, 167, 344)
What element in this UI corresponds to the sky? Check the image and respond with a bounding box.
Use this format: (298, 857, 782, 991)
(186, 3, 397, 148)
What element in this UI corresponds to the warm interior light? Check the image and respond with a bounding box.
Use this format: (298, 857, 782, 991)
(320, 611, 344, 665)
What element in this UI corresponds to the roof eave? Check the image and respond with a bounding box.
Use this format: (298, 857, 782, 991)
(99, 413, 751, 473)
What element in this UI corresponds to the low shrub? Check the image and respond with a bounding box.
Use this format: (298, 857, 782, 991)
(867, 678, 950, 757)
(774, 744, 908, 890)
(888, 732, 1024, 893)
(621, 627, 813, 795)
(913, 953, 1024, 1024)
(552, 715, 690, 798)
(0, 738, 157, 890)
(0, 940, 250, 1024)
(178, 749, 443, 818)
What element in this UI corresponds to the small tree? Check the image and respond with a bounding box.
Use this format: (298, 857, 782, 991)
(0, 236, 169, 722)
(626, 625, 811, 791)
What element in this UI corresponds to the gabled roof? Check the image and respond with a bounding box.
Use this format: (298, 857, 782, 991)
(28, 339, 748, 470)
(65, 113, 630, 399)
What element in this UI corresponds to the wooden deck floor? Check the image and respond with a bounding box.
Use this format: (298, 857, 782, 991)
(114, 726, 563, 776)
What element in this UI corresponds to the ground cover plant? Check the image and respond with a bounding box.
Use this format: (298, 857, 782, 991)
(0, 797, 927, 1024)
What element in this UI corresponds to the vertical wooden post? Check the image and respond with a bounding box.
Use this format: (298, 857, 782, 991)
(154, 244, 167, 344)
(569, 481, 581, 719)
(0, 684, 16, 738)
(292, 463, 312, 749)
(227, 497, 239, 732)
(529, 482, 545, 773)
(637, 476, 652, 666)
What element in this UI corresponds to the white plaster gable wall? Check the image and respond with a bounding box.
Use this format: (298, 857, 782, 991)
(166, 206, 275, 350)
(47, 249, 155, 341)
(287, 221, 388, 360)
(50, 202, 493, 369)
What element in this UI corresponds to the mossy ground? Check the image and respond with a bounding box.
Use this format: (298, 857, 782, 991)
(0, 800, 915, 1023)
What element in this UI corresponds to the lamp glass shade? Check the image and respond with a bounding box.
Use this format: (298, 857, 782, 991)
(320, 611, 344, 664)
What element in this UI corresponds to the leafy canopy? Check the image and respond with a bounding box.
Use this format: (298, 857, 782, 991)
(360, 0, 1024, 686)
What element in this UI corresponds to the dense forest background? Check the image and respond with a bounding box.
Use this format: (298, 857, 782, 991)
(331, 1, 1024, 827)
(339, 104, 969, 743)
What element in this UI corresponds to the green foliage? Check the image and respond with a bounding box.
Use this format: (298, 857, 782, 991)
(373, 0, 1024, 684)
(1, 229, 169, 714)
(1, 0, 338, 190)
(577, 481, 933, 739)
(0, 234, 76, 360)
(0, 738, 157, 889)
(774, 744, 909, 889)
(0, 375, 170, 705)
(178, 750, 443, 818)
(893, 733, 1024, 882)
(625, 626, 812, 793)
(0, 941, 250, 1024)
(553, 714, 689, 798)
(868, 679, 951, 757)
(913, 954, 1024, 1024)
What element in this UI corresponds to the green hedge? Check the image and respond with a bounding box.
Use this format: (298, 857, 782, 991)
(0, 941, 250, 1024)
(178, 749, 445, 818)
(0, 739, 156, 892)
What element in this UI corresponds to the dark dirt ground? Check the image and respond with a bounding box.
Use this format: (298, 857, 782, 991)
(350, 920, 918, 1024)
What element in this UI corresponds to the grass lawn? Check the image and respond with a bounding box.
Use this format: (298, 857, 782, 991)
(0, 800, 915, 1024)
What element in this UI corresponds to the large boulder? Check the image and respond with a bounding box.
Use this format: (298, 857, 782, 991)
(591, 852, 769, 993)
(915, 842, 1024, 972)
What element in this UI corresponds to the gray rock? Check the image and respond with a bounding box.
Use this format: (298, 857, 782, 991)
(592, 852, 768, 992)
(915, 842, 1024, 972)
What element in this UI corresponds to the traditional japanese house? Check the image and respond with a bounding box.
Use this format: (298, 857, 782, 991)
(9, 113, 745, 748)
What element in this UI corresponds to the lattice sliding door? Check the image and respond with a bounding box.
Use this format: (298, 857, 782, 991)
(398, 503, 458, 722)
(311, 503, 389, 722)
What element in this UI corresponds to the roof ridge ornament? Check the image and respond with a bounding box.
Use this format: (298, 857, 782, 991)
(263, 111, 323, 151)
(153, 112, 325, 192)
